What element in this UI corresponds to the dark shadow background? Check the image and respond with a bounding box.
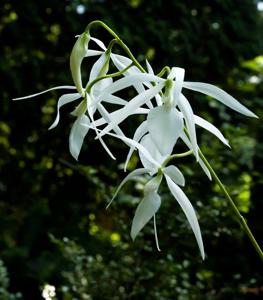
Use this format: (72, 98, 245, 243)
(0, 0, 262, 299)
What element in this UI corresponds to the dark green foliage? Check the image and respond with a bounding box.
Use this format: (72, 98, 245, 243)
(0, 0, 262, 299)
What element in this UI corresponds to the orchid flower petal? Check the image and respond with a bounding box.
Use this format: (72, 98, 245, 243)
(165, 175, 205, 259)
(92, 107, 150, 128)
(163, 165, 185, 186)
(90, 37, 106, 50)
(131, 191, 161, 240)
(89, 53, 107, 82)
(183, 82, 258, 118)
(124, 121, 148, 171)
(146, 59, 154, 74)
(98, 74, 164, 99)
(97, 103, 126, 141)
(178, 94, 199, 159)
(85, 49, 103, 57)
(49, 93, 82, 130)
(180, 132, 212, 180)
(87, 95, 116, 160)
(69, 114, 90, 160)
(170, 67, 185, 106)
(107, 168, 148, 208)
(13, 86, 76, 101)
(194, 115, 230, 147)
(99, 94, 128, 106)
(82, 125, 161, 168)
(98, 82, 164, 138)
(147, 106, 184, 156)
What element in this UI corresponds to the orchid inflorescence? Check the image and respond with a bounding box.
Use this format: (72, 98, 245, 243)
(14, 21, 262, 260)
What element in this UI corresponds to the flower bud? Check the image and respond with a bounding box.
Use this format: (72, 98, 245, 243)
(70, 32, 90, 96)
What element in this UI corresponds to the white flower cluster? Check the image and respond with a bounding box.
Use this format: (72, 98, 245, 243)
(14, 29, 257, 259)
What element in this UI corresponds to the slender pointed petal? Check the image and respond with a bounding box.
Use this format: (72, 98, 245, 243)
(87, 95, 116, 160)
(98, 74, 164, 100)
(13, 86, 76, 100)
(180, 132, 212, 180)
(165, 175, 205, 259)
(163, 165, 185, 186)
(107, 168, 148, 208)
(97, 103, 127, 145)
(98, 82, 164, 138)
(69, 114, 90, 160)
(199, 158, 212, 180)
(90, 37, 106, 50)
(147, 106, 184, 156)
(99, 94, 128, 106)
(170, 67, 185, 106)
(49, 93, 81, 130)
(89, 53, 107, 82)
(178, 94, 199, 159)
(85, 50, 103, 57)
(194, 115, 230, 147)
(81, 125, 161, 168)
(124, 121, 148, 171)
(92, 107, 150, 128)
(146, 59, 154, 74)
(183, 82, 258, 118)
(131, 191, 161, 240)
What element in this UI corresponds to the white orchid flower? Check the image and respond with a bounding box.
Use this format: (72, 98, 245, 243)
(104, 132, 204, 258)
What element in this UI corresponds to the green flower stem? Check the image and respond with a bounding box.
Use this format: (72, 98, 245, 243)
(199, 150, 263, 261)
(86, 62, 133, 93)
(86, 21, 263, 260)
(157, 66, 171, 78)
(86, 20, 146, 73)
(162, 150, 193, 167)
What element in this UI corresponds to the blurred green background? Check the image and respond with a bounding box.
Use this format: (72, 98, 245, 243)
(0, 0, 262, 299)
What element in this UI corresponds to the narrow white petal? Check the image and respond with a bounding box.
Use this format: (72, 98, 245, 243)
(82, 125, 161, 168)
(178, 94, 199, 159)
(107, 168, 148, 208)
(49, 93, 82, 130)
(87, 96, 116, 160)
(171, 67, 185, 106)
(97, 103, 126, 141)
(183, 82, 258, 118)
(85, 50, 103, 57)
(99, 94, 128, 106)
(131, 191, 161, 240)
(89, 53, 107, 82)
(90, 37, 106, 50)
(165, 175, 205, 259)
(194, 115, 230, 147)
(92, 107, 149, 128)
(198, 158, 212, 181)
(98, 74, 164, 100)
(13, 86, 77, 101)
(147, 106, 184, 156)
(180, 132, 212, 180)
(124, 121, 148, 171)
(98, 82, 164, 138)
(146, 59, 154, 74)
(69, 114, 90, 160)
(163, 165, 185, 186)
